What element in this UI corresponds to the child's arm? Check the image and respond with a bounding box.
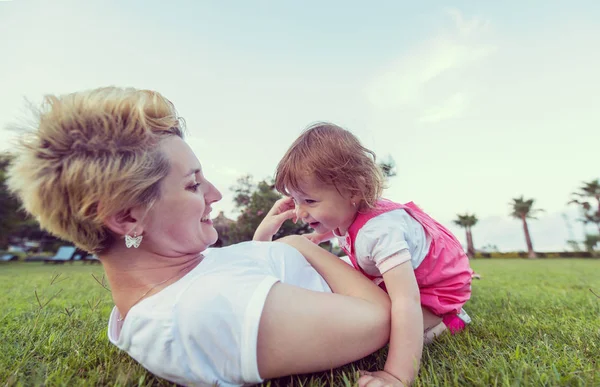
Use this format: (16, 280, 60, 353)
(358, 261, 422, 386)
(381, 261, 423, 383)
(352, 212, 426, 385)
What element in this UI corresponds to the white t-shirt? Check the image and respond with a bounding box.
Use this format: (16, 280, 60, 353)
(107, 241, 331, 387)
(334, 209, 431, 277)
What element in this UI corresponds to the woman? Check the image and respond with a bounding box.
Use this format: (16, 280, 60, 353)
(7, 87, 391, 386)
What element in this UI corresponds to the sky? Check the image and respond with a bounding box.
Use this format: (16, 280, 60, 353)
(1, 0, 599, 251)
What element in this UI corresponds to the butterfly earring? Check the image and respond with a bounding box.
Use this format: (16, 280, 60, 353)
(125, 232, 143, 248)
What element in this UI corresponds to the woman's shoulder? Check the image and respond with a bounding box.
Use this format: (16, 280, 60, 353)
(170, 241, 326, 305)
(198, 241, 308, 276)
(124, 240, 328, 330)
(197, 240, 330, 292)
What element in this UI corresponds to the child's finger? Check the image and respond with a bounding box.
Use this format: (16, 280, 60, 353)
(274, 197, 294, 214)
(276, 209, 296, 221)
(357, 375, 376, 387)
(281, 197, 295, 211)
(271, 197, 288, 213)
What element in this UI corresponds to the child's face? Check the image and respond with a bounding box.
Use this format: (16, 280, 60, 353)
(289, 177, 358, 235)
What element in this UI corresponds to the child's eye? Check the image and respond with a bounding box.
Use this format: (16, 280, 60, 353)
(188, 183, 201, 192)
(305, 199, 316, 204)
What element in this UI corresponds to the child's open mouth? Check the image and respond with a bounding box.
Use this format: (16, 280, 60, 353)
(309, 222, 320, 229)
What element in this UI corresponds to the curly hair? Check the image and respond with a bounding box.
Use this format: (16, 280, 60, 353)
(7, 87, 183, 253)
(274, 122, 384, 210)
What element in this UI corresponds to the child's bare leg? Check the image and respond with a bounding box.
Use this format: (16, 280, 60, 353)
(422, 306, 446, 344)
(422, 306, 442, 329)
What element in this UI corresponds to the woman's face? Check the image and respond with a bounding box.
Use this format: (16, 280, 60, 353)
(141, 136, 222, 256)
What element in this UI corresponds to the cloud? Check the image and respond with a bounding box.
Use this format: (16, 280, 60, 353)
(417, 91, 468, 123)
(367, 9, 496, 123)
(445, 7, 490, 36)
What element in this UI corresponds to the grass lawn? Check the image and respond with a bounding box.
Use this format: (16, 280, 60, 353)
(1, 259, 599, 386)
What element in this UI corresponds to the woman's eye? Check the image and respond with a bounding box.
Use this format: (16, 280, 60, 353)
(188, 183, 201, 192)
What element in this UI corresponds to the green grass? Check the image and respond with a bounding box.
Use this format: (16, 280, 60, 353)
(1, 259, 599, 386)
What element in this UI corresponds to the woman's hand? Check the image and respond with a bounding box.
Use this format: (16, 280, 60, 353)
(253, 197, 297, 241)
(358, 370, 406, 387)
(276, 234, 307, 250)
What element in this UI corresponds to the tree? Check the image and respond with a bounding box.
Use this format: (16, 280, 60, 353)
(569, 178, 600, 236)
(0, 153, 66, 252)
(226, 175, 310, 244)
(583, 233, 600, 255)
(0, 153, 30, 249)
(453, 213, 478, 258)
(509, 196, 544, 258)
(480, 243, 499, 253)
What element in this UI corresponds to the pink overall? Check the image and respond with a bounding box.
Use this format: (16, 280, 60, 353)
(342, 199, 473, 318)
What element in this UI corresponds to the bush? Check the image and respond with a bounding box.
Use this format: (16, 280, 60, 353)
(473, 251, 594, 259)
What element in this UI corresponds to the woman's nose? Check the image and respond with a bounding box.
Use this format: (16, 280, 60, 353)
(207, 181, 222, 204)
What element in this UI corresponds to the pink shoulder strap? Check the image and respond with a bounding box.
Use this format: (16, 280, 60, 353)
(347, 199, 405, 254)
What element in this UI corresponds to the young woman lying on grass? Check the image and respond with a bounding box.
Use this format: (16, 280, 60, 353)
(6, 87, 395, 387)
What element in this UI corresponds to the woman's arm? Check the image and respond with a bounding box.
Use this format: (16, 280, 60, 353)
(257, 282, 389, 378)
(277, 235, 390, 306)
(257, 236, 391, 378)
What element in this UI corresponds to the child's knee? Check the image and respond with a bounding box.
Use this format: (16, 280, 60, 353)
(423, 321, 447, 344)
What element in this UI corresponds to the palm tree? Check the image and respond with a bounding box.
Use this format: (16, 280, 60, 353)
(509, 196, 544, 258)
(453, 213, 478, 258)
(569, 178, 600, 235)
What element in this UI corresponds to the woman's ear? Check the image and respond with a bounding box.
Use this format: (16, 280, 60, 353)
(103, 206, 145, 237)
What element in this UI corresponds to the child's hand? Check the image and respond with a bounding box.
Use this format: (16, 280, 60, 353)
(303, 232, 325, 244)
(253, 197, 297, 242)
(358, 370, 406, 387)
(303, 231, 334, 245)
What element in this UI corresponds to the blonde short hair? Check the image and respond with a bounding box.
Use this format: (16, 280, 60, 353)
(7, 87, 183, 253)
(275, 122, 384, 210)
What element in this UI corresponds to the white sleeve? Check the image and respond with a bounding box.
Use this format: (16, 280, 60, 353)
(355, 212, 412, 274)
(174, 274, 278, 386)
